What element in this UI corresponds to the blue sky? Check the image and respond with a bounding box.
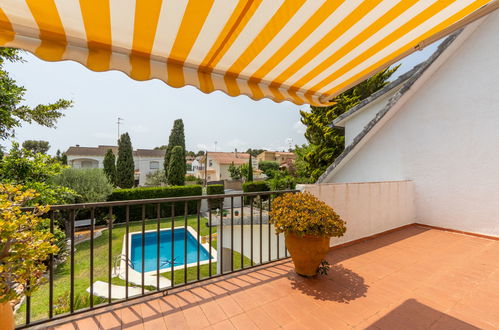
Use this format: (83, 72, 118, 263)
(1, 42, 439, 155)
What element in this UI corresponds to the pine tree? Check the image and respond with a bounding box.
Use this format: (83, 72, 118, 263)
(164, 119, 186, 180)
(116, 133, 135, 188)
(300, 66, 399, 181)
(247, 154, 253, 182)
(167, 146, 185, 186)
(103, 149, 117, 186)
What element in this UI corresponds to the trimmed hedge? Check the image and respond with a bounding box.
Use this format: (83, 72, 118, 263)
(242, 181, 270, 204)
(207, 184, 224, 210)
(107, 185, 202, 221)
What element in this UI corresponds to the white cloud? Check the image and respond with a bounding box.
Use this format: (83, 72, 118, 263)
(293, 120, 306, 134)
(227, 139, 246, 149)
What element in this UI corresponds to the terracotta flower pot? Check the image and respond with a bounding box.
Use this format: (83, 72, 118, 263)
(285, 232, 330, 277)
(0, 301, 14, 330)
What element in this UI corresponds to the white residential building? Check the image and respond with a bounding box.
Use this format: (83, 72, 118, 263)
(66, 145, 165, 186)
(318, 14, 499, 238)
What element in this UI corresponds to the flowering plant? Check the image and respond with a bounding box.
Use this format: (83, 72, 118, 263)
(0, 184, 59, 303)
(269, 192, 346, 237)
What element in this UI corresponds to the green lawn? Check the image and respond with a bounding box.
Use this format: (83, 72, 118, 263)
(15, 215, 251, 324)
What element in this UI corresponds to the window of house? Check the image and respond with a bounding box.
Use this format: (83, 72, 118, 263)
(150, 161, 159, 169)
(209, 160, 213, 167)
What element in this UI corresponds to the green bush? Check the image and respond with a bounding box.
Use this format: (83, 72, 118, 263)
(258, 161, 279, 177)
(107, 185, 202, 221)
(207, 184, 224, 210)
(242, 181, 269, 204)
(52, 168, 113, 203)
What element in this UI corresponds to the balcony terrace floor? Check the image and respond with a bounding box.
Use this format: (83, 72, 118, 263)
(47, 225, 499, 330)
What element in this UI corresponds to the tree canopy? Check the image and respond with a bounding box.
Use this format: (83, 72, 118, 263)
(0, 48, 72, 141)
(116, 133, 135, 188)
(300, 66, 399, 181)
(22, 140, 50, 154)
(103, 149, 117, 186)
(167, 146, 185, 186)
(164, 119, 186, 180)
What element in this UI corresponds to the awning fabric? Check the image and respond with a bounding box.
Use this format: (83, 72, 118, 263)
(0, 0, 497, 106)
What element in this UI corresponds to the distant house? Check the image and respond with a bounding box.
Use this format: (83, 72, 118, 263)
(256, 150, 296, 169)
(194, 152, 260, 181)
(65, 145, 165, 186)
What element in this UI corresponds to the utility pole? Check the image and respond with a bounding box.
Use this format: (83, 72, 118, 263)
(117, 117, 124, 140)
(214, 141, 218, 152)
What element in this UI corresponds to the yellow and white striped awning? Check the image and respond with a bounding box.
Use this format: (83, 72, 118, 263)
(0, 1, 497, 106)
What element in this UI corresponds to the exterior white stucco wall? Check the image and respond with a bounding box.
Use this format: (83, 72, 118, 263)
(326, 13, 499, 237)
(300, 181, 415, 247)
(343, 88, 400, 146)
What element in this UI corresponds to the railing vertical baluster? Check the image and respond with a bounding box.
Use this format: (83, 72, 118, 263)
(25, 282, 30, 325)
(125, 205, 129, 299)
(220, 199, 224, 274)
(171, 204, 175, 288)
(208, 207, 212, 277)
(250, 196, 254, 266)
(268, 195, 272, 261)
(240, 196, 244, 269)
(230, 196, 234, 272)
(197, 200, 200, 281)
(157, 204, 161, 290)
(259, 197, 263, 264)
(184, 202, 188, 284)
(108, 207, 112, 304)
(90, 208, 95, 308)
(141, 205, 145, 294)
(49, 211, 54, 318)
(70, 209, 75, 312)
(276, 195, 280, 260)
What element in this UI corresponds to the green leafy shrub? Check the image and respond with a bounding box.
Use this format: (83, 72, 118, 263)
(0, 184, 60, 303)
(266, 170, 296, 191)
(242, 181, 269, 204)
(269, 192, 346, 237)
(207, 184, 224, 210)
(145, 170, 167, 186)
(107, 185, 202, 221)
(103, 149, 117, 186)
(52, 168, 113, 203)
(258, 161, 279, 177)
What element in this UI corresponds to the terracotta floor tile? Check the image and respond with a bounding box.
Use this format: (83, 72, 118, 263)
(163, 309, 188, 330)
(199, 299, 228, 325)
(245, 307, 279, 329)
(215, 294, 244, 318)
(228, 313, 258, 330)
(97, 310, 122, 329)
(210, 319, 236, 330)
(182, 305, 211, 329)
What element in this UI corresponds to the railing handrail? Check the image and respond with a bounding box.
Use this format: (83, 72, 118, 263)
(21, 189, 299, 211)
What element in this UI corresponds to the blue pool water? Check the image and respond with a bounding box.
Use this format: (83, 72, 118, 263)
(130, 228, 212, 273)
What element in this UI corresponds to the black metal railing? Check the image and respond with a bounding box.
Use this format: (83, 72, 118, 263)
(17, 190, 297, 329)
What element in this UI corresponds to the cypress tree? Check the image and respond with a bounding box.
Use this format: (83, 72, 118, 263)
(247, 154, 253, 182)
(103, 149, 117, 186)
(116, 133, 135, 188)
(167, 146, 185, 186)
(164, 119, 186, 179)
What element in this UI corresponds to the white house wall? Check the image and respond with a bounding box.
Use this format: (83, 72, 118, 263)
(300, 181, 415, 247)
(220, 225, 287, 265)
(327, 13, 499, 237)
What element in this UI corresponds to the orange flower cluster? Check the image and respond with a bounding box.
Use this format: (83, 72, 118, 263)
(269, 192, 346, 237)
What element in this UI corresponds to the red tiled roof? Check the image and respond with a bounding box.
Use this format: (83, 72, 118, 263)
(66, 145, 165, 158)
(202, 152, 250, 165)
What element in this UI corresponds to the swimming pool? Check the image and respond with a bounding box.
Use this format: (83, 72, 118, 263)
(128, 227, 215, 274)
